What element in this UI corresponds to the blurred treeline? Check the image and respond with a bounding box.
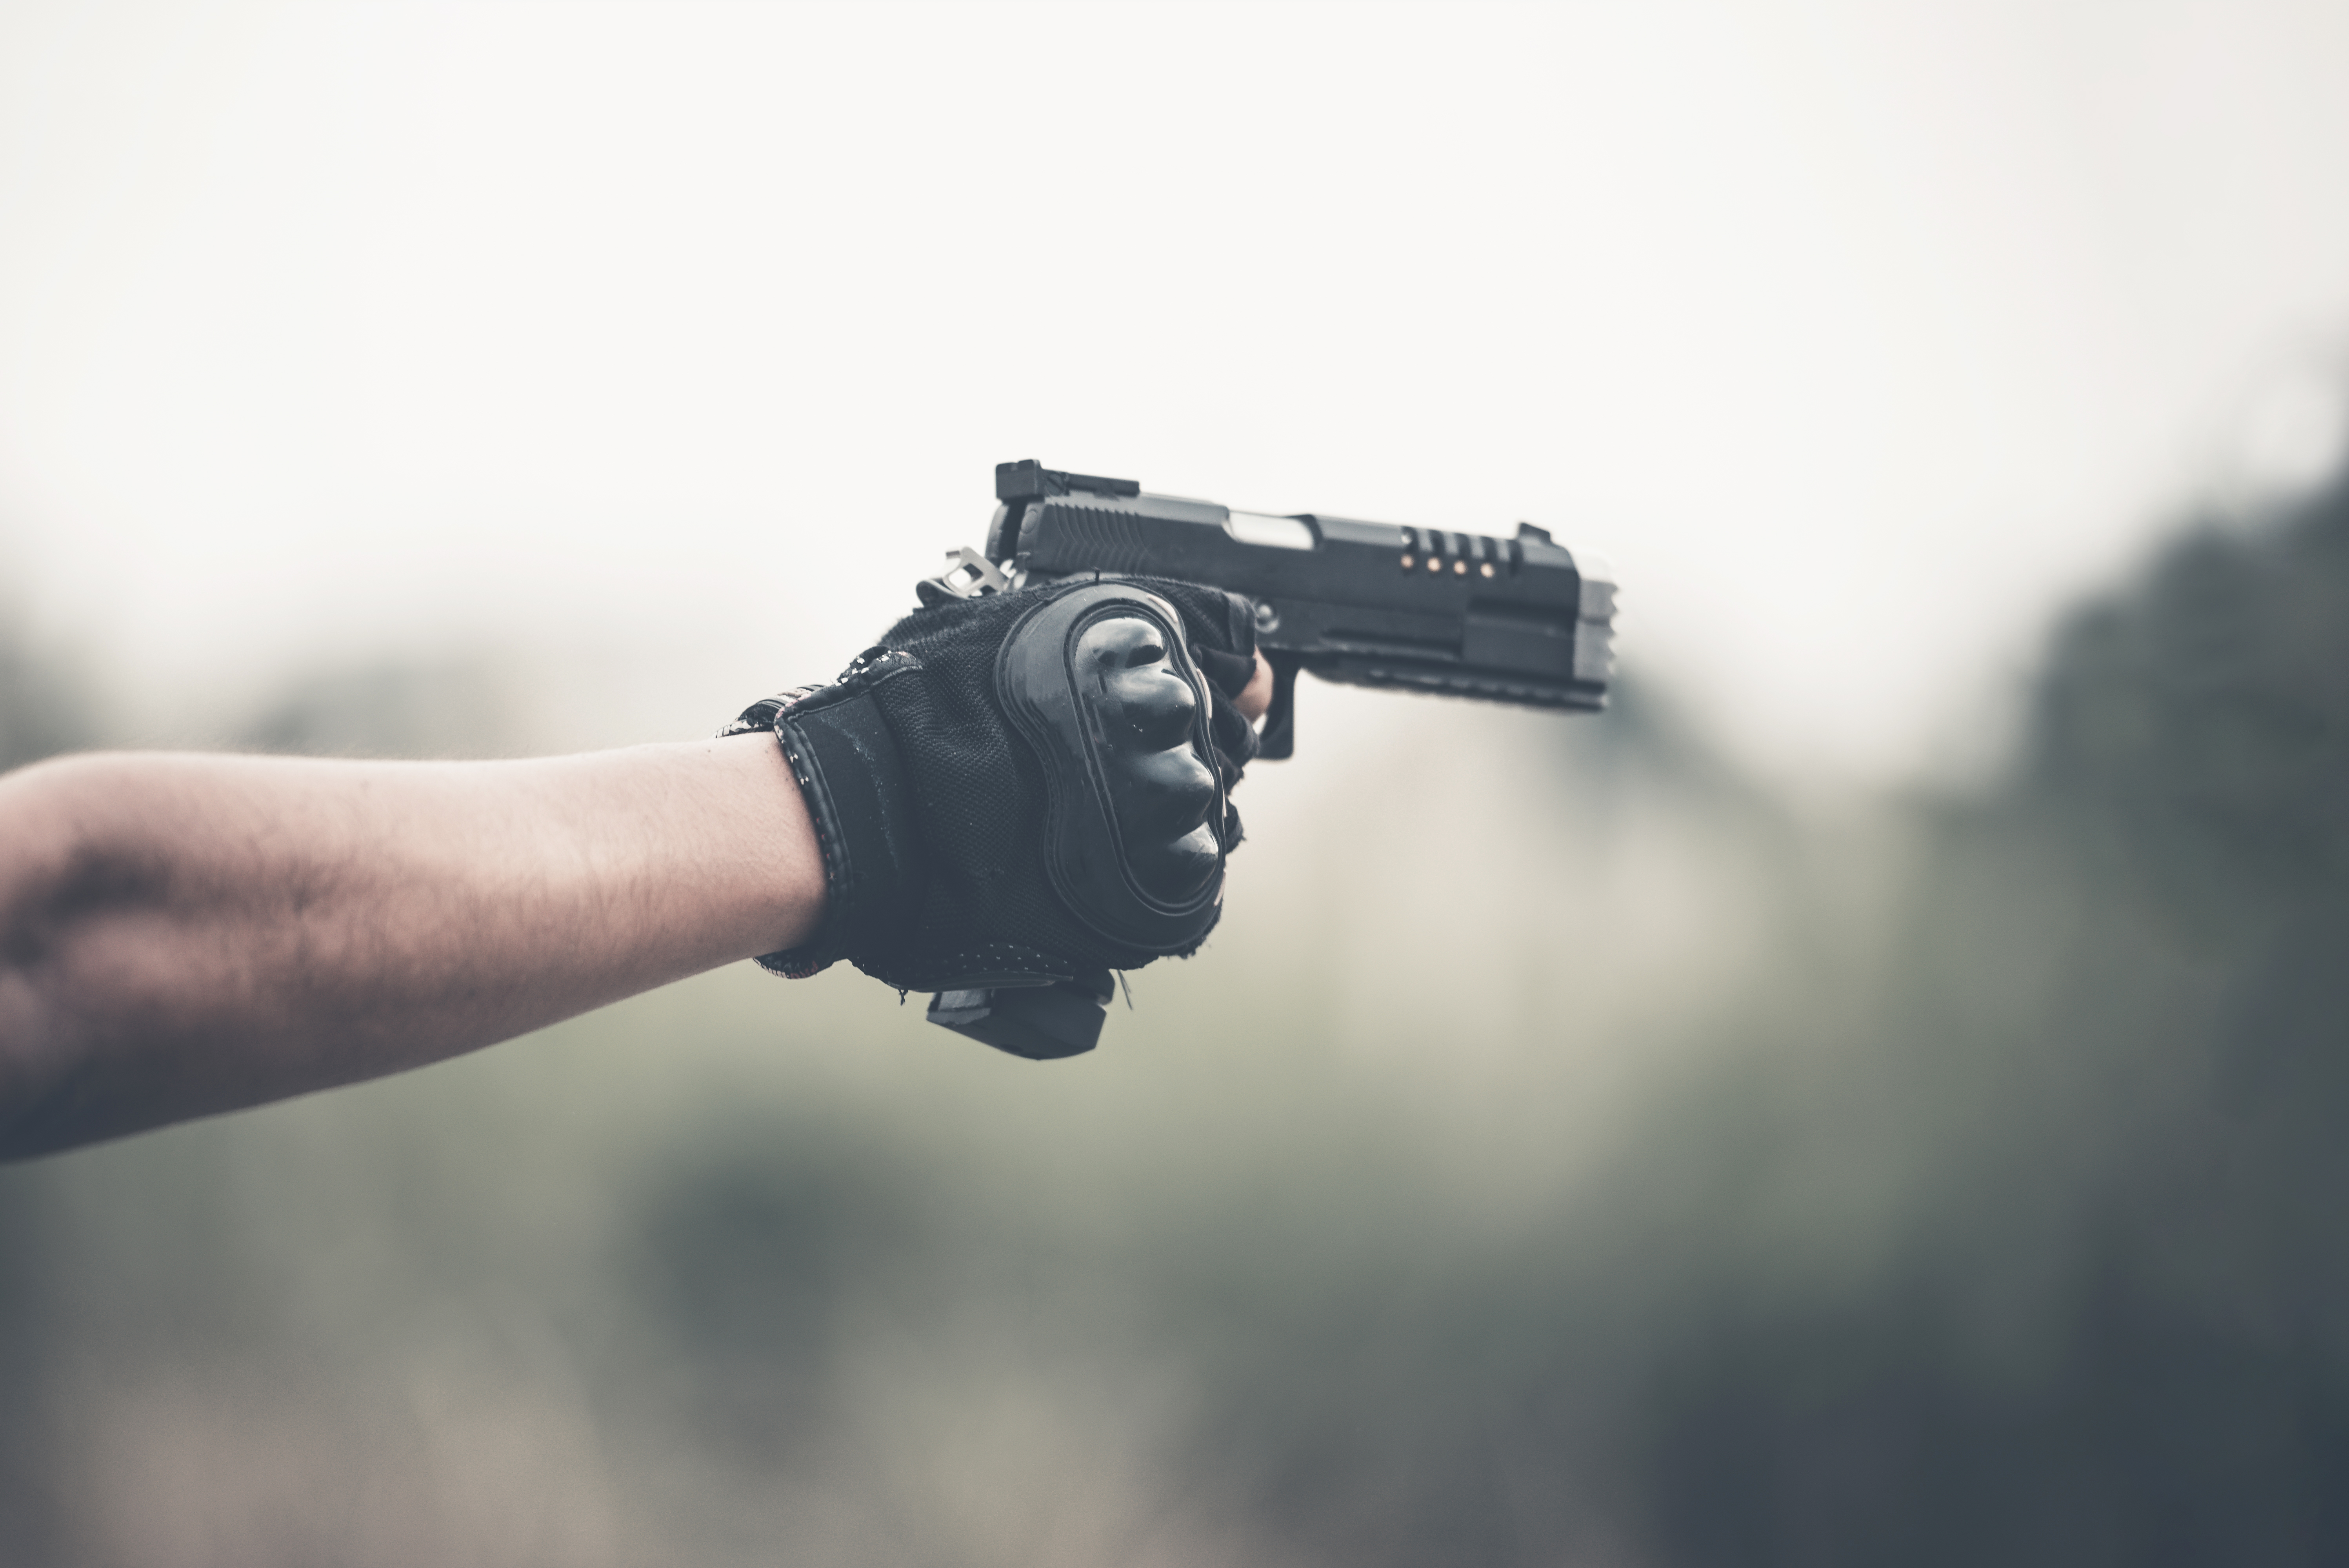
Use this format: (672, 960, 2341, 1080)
(3, 465, 2347, 1566)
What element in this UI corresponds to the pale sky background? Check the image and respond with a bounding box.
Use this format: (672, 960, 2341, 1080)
(3, 0, 2347, 780)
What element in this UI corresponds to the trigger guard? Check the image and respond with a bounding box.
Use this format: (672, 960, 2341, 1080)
(995, 582, 1229, 955)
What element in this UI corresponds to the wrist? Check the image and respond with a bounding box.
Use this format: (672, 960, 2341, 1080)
(728, 658, 929, 979)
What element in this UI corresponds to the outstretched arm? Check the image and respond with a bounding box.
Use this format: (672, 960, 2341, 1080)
(0, 649, 1274, 1161)
(0, 735, 823, 1161)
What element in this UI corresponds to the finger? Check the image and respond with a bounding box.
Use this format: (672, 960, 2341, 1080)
(1187, 643, 1257, 699)
(1234, 649, 1276, 725)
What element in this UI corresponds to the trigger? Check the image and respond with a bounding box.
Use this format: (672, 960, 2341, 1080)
(1256, 652, 1303, 760)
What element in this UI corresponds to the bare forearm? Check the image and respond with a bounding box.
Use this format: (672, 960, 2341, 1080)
(0, 736, 820, 1159)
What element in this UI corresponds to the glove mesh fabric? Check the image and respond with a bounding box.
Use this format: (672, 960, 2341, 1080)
(736, 575, 1259, 995)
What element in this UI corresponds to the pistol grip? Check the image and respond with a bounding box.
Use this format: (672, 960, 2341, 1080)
(927, 972, 1115, 1059)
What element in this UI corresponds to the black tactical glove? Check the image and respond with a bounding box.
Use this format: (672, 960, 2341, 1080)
(724, 575, 1260, 1050)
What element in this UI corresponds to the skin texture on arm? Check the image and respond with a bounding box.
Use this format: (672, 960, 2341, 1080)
(0, 735, 824, 1161)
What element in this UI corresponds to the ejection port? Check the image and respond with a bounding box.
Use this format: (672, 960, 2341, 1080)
(1225, 512, 1318, 550)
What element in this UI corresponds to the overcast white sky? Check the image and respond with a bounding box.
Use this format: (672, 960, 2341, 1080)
(4, 0, 2347, 779)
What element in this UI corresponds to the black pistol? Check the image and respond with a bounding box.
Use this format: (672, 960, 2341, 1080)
(923, 460, 1617, 1056)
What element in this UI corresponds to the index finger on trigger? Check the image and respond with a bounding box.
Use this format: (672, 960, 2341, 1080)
(1236, 650, 1275, 726)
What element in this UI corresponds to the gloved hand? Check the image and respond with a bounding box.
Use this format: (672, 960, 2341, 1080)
(724, 576, 1260, 1008)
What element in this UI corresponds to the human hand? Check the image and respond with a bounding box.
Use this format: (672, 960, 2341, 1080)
(727, 574, 1265, 1000)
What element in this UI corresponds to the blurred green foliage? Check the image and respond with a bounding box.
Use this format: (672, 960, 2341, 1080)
(4, 470, 2349, 1564)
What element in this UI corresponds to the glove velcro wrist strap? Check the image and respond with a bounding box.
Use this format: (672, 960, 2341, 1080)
(753, 657, 927, 979)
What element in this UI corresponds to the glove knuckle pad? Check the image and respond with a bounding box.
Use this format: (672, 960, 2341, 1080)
(996, 583, 1228, 955)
